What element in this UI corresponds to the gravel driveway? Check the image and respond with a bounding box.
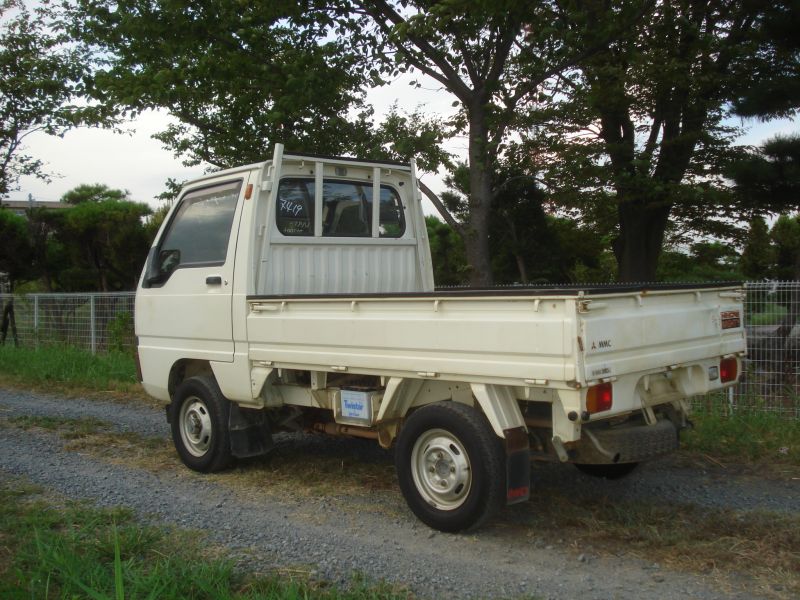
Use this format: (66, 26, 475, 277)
(0, 387, 795, 599)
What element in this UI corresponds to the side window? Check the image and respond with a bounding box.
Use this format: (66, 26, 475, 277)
(379, 186, 405, 237)
(276, 179, 314, 236)
(155, 180, 242, 278)
(275, 177, 405, 238)
(322, 181, 371, 237)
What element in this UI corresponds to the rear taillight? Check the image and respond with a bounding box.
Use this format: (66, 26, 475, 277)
(586, 382, 613, 414)
(720, 357, 738, 383)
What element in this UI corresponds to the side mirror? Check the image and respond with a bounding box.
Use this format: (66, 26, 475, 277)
(144, 248, 180, 287)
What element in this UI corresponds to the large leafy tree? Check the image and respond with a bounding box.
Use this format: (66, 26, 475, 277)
(0, 1, 105, 198)
(72, 0, 635, 286)
(533, 0, 799, 281)
(69, 0, 380, 168)
(321, 0, 639, 286)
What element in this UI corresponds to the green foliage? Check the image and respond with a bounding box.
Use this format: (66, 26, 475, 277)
(61, 183, 130, 205)
(107, 312, 134, 353)
(728, 135, 800, 215)
(683, 401, 800, 464)
(0, 345, 137, 391)
(69, 0, 379, 167)
(0, 208, 32, 287)
(748, 303, 788, 326)
(732, 1, 800, 118)
(770, 214, 800, 280)
(740, 217, 776, 279)
(0, 481, 410, 599)
(0, 1, 107, 198)
(425, 216, 469, 286)
(56, 195, 151, 292)
(530, 1, 800, 281)
(657, 242, 743, 282)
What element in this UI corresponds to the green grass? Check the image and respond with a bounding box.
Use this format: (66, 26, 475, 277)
(748, 303, 788, 326)
(683, 403, 800, 465)
(0, 344, 138, 392)
(0, 478, 410, 600)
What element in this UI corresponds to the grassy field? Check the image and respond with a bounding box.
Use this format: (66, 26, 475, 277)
(0, 477, 410, 599)
(0, 345, 139, 395)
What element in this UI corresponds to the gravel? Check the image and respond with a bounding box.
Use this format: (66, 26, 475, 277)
(1, 386, 794, 599)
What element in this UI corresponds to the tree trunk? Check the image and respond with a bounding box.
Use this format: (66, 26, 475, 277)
(464, 106, 494, 288)
(613, 199, 672, 282)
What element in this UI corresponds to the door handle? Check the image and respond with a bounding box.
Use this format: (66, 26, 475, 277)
(206, 276, 222, 285)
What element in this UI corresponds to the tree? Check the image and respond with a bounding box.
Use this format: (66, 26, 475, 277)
(0, 1, 104, 198)
(770, 215, 800, 281)
(0, 208, 32, 287)
(728, 134, 800, 214)
(740, 217, 775, 279)
(69, 0, 379, 168)
(425, 216, 469, 286)
(61, 183, 129, 205)
(657, 242, 742, 282)
(327, 1, 640, 286)
(72, 1, 636, 286)
(534, 1, 799, 281)
(58, 198, 152, 291)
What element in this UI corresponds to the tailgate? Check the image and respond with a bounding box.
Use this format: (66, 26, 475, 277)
(579, 286, 745, 383)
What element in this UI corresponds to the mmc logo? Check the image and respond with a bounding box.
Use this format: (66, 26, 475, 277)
(591, 339, 612, 350)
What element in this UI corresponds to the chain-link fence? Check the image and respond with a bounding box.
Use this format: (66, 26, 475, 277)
(737, 281, 800, 418)
(1, 284, 799, 417)
(0, 293, 135, 353)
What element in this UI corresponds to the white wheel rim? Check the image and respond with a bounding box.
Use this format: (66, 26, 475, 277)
(179, 396, 212, 457)
(410, 428, 472, 510)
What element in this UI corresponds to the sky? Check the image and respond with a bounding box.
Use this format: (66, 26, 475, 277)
(11, 76, 461, 211)
(10, 76, 798, 213)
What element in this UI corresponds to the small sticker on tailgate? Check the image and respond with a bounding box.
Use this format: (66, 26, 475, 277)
(720, 310, 741, 329)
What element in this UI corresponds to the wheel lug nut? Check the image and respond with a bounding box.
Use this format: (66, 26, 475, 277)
(429, 466, 435, 473)
(450, 466, 455, 473)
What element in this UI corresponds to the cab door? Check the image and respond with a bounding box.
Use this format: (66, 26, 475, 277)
(136, 176, 249, 376)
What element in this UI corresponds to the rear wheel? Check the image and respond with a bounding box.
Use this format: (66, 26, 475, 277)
(575, 462, 639, 479)
(395, 402, 505, 532)
(170, 375, 233, 472)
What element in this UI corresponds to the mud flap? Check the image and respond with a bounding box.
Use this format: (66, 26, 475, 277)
(504, 427, 531, 504)
(229, 403, 274, 458)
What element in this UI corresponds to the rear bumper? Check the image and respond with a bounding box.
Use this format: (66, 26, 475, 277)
(567, 418, 679, 464)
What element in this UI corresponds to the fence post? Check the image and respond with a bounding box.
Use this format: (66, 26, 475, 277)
(90, 294, 96, 355)
(34, 295, 39, 349)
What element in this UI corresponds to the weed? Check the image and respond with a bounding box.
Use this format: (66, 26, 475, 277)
(0, 344, 137, 392)
(516, 490, 800, 598)
(0, 476, 412, 599)
(683, 403, 800, 465)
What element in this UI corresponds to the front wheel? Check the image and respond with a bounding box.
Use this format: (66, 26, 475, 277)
(170, 375, 233, 472)
(395, 402, 505, 532)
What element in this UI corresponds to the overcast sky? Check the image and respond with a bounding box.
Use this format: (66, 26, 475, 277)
(10, 77, 797, 213)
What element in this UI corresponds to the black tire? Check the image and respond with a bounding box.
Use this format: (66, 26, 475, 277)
(395, 401, 505, 532)
(169, 375, 233, 472)
(575, 462, 639, 480)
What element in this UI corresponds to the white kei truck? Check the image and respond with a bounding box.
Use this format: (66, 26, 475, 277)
(135, 144, 746, 532)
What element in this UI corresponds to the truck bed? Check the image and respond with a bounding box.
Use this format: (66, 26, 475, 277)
(245, 282, 745, 391)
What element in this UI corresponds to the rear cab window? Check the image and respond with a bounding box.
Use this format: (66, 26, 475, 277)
(276, 178, 405, 238)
